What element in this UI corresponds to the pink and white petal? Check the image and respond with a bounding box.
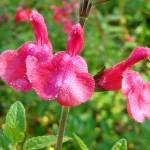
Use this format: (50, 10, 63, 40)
(57, 72, 94, 106)
(126, 91, 145, 122)
(34, 43, 52, 61)
(26, 56, 60, 100)
(0, 50, 31, 91)
(72, 56, 88, 73)
(66, 23, 83, 56)
(122, 70, 147, 122)
(141, 83, 150, 118)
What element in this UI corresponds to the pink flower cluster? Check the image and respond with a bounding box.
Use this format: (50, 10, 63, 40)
(95, 47, 150, 122)
(50, 0, 78, 33)
(1, 4, 150, 123)
(0, 10, 94, 106)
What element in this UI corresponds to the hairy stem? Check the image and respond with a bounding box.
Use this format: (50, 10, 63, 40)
(55, 106, 69, 150)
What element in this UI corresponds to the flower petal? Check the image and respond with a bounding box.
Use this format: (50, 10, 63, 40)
(17, 41, 52, 61)
(66, 23, 83, 56)
(0, 50, 31, 91)
(127, 47, 150, 66)
(0, 40, 51, 91)
(122, 70, 150, 122)
(52, 52, 88, 73)
(57, 71, 94, 106)
(56, 60, 94, 106)
(52, 52, 93, 106)
(94, 62, 127, 90)
(72, 56, 88, 72)
(142, 83, 150, 118)
(27, 50, 94, 106)
(26, 56, 60, 100)
(30, 10, 52, 50)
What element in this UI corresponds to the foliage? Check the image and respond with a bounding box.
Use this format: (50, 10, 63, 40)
(73, 133, 89, 150)
(0, 0, 150, 149)
(0, 101, 71, 150)
(111, 139, 127, 150)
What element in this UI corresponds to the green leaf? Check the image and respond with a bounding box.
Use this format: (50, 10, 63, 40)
(0, 129, 10, 150)
(73, 133, 89, 150)
(23, 135, 71, 150)
(111, 139, 127, 150)
(3, 101, 26, 143)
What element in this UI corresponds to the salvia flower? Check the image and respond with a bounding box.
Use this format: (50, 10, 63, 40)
(26, 23, 95, 106)
(14, 6, 32, 23)
(122, 70, 150, 122)
(95, 47, 150, 122)
(94, 47, 150, 91)
(0, 10, 52, 91)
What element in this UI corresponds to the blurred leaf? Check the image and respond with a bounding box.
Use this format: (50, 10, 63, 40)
(3, 101, 26, 143)
(23, 135, 71, 150)
(73, 133, 89, 150)
(0, 129, 10, 150)
(111, 139, 127, 150)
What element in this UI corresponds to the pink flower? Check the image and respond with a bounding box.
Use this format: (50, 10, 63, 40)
(50, 0, 77, 33)
(95, 47, 150, 90)
(0, 10, 52, 91)
(14, 6, 32, 23)
(95, 47, 150, 122)
(122, 70, 150, 122)
(26, 23, 94, 106)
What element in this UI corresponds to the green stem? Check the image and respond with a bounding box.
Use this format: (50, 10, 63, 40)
(55, 106, 69, 150)
(79, 17, 87, 27)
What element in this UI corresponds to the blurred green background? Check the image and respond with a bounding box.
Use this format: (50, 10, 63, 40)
(0, 0, 150, 149)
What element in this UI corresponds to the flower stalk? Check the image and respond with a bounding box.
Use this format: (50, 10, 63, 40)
(79, 0, 111, 27)
(93, 0, 111, 4)
(79, 0, 92, 27)
(55, 106, 69, 150)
